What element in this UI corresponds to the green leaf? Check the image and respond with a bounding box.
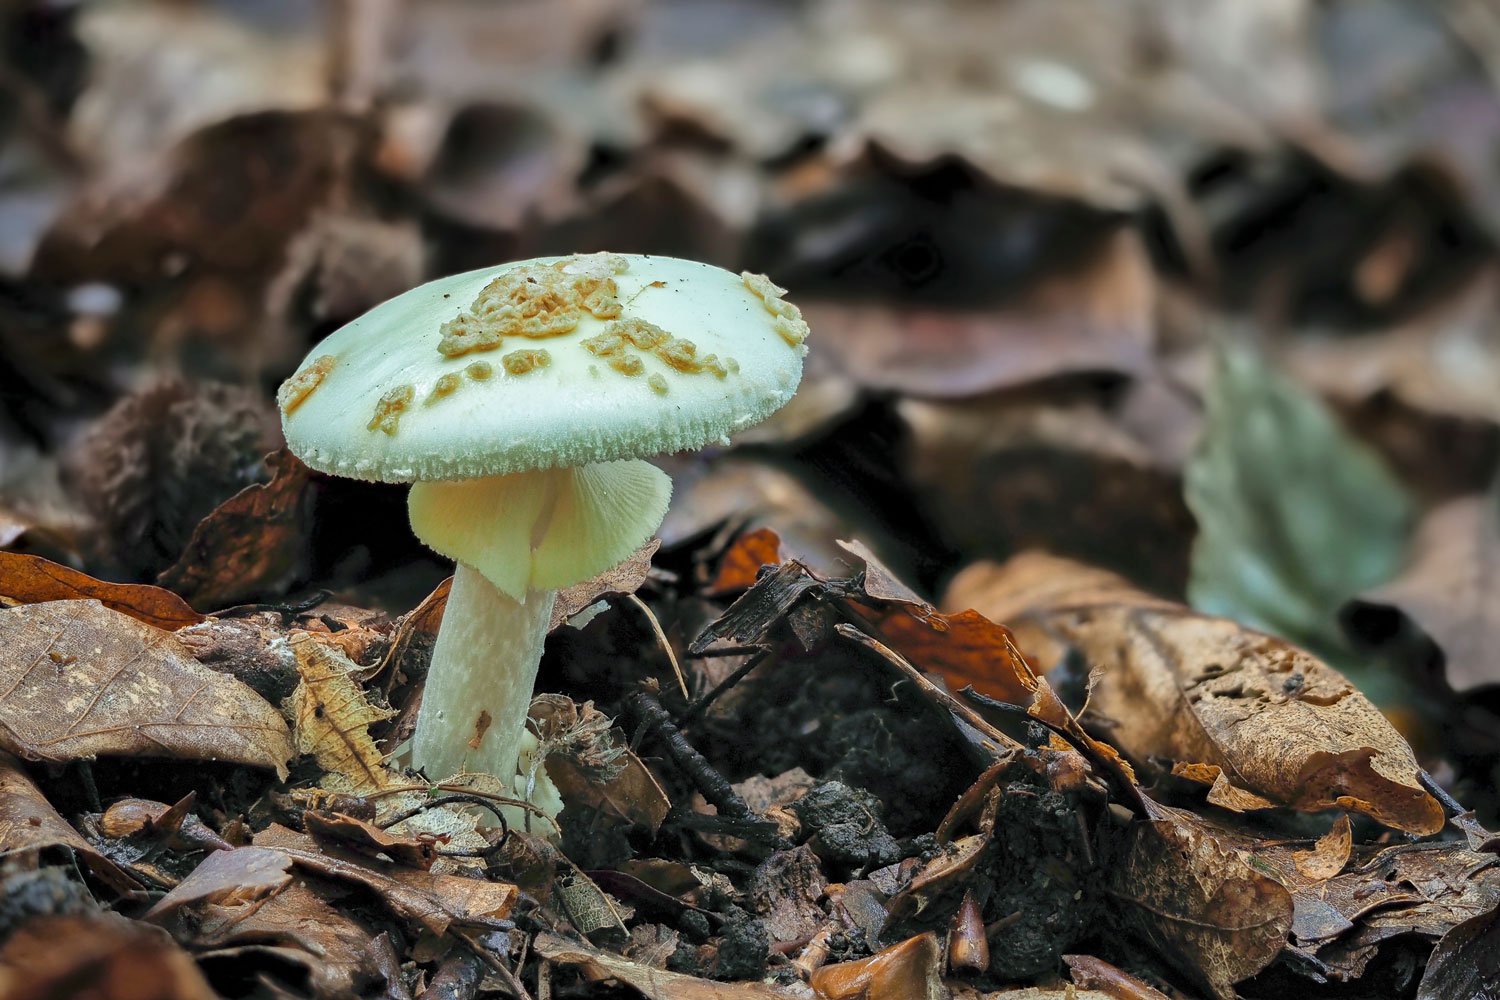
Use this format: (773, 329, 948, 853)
(1185, 341, 1413, 667)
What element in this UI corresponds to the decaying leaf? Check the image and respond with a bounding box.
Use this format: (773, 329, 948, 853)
(144, 846, 295, 927)
(1108, 799, 1294, 1000)
(253, 824, 516, 936)
(550, 537, 661, 629)
(708, 527, 784, 595)
(284, 632, 400, 795)
(533, 932, 802, 999)
(0, 751, 137, 892)
(530, 694, 671, 833)
(0, 600, 293, 777)
(946, 552, 1444, 834)
(0, 913, 219, 1000)
(1345, 493, 1500, 693)
(0, 551, 204, 629)
(1185, 342, 1413, 664)
(1416, 902, 1500, 1000)
(156, 449, 311, 610)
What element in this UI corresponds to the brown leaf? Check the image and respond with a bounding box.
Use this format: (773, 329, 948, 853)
(533, 931, 803, 999)
(708, 528, 784, 595)
(0, 751, 137, 893)
(253, 824, 517, 936)
(1416, 900, 1500, 1000)
(1292, 814, 1353, 882)
(1108, 800, 1294, 1000)
(157, 448, 311, 610)
(0, 551, 204, 629)
(284, 633, 400, 795)
(0, 600, 293, 777)
(550, 537, 661, 629)
(947, 552, 1445, 835)
(304, 810, 439, 869)
(144, 846, 295, 927)
(804, 230, 1154, 398)
(809, 932, 945, 1000)
(1347, 495, 1500, 693)
(0, 913, 219, 1000)
(530, 696, 671, 834)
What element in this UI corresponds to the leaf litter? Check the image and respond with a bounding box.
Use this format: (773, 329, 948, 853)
(4, 2, 1500, 998)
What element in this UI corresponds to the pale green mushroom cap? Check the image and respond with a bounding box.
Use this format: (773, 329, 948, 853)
(278, 253, 808, 483)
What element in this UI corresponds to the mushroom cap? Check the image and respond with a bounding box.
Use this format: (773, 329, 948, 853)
(279, 253, 807, 482)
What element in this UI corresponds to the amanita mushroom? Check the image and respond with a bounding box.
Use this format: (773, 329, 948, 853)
(278, 253, 808, 813)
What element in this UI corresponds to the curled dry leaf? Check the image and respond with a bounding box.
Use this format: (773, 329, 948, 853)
(1109, 799, 1294, 1000)
(809, 932, 945, 1000)
(0, 751, 137, 893)
(284, 632, 400, 795)
(530, 695, 670, 834)
(946, 552, 1444, 835)
(157, 448, 311, 611)
(1292, 814, 1353, 882)
(533, 932, 803, 1000)
(1346, 494, 1500, 693)
(1063, 954, 1172, 1000)
(0, 913, 219, 1000)
(0, 551, 204, 629)
(0, 600, 293, 777)
(144, 846, 294, 928)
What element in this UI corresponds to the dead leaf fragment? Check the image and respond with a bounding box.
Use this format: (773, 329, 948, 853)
(709, 527, 785, 594)
(550, 537, 661, 629)
(144, 846, 295, 927)
(0, 600, 293, 776)
(157, 448, 311, 610)
(1064, 954, 1172, 1000)
(0, 551, 204, 629)
(1293, 814, 1353, 882)
(947, 552, 1444, 835)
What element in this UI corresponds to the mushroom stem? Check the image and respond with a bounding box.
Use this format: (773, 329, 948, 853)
(411, 562, 556, 794)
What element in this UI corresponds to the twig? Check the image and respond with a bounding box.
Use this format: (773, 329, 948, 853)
(454, 928, 536, 1000)
(623, 689, 754, 822)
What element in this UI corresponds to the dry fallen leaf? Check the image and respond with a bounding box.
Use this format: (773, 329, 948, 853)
(1346, 494, 1500, 693)
(708, 527, 784, 595)
(804, 229, 1155, 398)
(0, 750, 137, 893)
(284, 632, 401, 795)
(550, 537, 661, 629)
(253, 824, 517, 936)
(0, 551, 204, 629)
(809, 932, 945, 1000)
(533, 932, 803, 999)
(1415, 902, 1500, 1000)
(946, 551, 1444, 835)
(0, 913, 219, 1000)
(0, 600, 293, 777)
(1107, 799, 1294, 1000)
(156, 448, 311, 610)
(1293, 814, 1353, 882)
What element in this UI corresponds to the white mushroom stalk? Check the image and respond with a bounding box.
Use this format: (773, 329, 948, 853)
(406, 460, 670, 787)
(277, 253, 809, 827)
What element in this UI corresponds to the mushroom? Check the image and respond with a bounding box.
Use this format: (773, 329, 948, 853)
(278, 253, 808, 820)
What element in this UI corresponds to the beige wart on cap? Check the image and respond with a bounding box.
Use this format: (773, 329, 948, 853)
(279, 253, 808, 817)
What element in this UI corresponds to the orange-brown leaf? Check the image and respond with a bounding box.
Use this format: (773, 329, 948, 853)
(0, 551, 203, 629)
(709, 527, 785, 594)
